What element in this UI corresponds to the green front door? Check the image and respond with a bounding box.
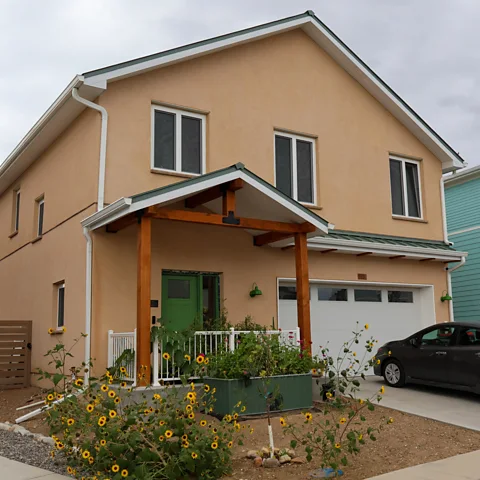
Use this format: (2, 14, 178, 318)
(161, 274, 199, 331)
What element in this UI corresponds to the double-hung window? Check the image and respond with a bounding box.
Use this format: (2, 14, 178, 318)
(274, 132, 316, 204)
(389, 156, 422, 219)
(56, 283, 65, 329)
(151, 105, 206, 175)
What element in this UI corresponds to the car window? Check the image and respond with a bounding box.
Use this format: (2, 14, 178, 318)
(457, 327, 480, 346)
(420, 326, 456, 347)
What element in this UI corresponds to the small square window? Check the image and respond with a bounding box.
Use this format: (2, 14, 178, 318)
(318, 287, 348, 301)
(354, 289, 382, 302)
(279, 286, 297, 300)
(152, 105, 205, 175)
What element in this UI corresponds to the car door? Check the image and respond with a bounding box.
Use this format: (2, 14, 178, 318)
(448, 326, 480, 388)
(409, 325, 457, 384)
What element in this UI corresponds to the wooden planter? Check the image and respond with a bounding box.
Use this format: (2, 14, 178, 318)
(205, 373, 312, 416)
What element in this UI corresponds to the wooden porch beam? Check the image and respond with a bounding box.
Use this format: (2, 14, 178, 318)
(146, 207, 316, 234)
(136, 215, 152, 386)
(356, 252, 372, 257)
(295, 232, 311, 353)
(254, 231, 293, 247)
(185, 179, 244, 209)
(222, 189, 236, 216)
(106, 213, 137, 233)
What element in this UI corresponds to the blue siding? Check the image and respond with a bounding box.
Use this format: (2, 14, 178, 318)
(449, 229, 480, 322)
(445, 177, 480, 232)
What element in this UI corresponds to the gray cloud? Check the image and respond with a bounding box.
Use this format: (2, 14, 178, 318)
(1, 0, 479, 165)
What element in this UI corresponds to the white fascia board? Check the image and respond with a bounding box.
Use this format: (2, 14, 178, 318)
(82, 198, 132, 229)
(444, 165, 480, 187)
(279, 277, 434, 289)
(85, 17, 311, 85)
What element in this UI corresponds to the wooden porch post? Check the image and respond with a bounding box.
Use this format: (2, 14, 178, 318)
(295, 232, 312, 353)
(137, 215, 151, 385)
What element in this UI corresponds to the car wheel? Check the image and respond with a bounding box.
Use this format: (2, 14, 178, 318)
(383, 359, 405, 388)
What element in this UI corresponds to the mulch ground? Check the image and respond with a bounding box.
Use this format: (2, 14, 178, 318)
(1, 387, 480, 479)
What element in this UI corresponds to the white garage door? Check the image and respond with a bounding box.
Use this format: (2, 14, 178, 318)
(278, 282, 434, 371)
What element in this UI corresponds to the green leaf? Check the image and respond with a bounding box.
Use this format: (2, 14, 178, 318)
(370, 434, 377, 441)
(367, 404, 374, 411)
(52, 373, 64, 386)
(290, 440, 297, 449)
(341, 456, 348, 466)
(352, 379, 360, 387)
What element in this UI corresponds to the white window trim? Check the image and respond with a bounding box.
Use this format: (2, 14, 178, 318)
(56, 282, 65, 330)
(14, 189, 20, 232)
(150, 105, 206, 176)
(390, 155, 423, 220)
(37, 198, 44, 237)
(273, 131, 317, 206)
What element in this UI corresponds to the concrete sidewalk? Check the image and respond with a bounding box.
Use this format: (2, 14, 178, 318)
(0, 456, 69, 479)
(368, 449, 480, 479)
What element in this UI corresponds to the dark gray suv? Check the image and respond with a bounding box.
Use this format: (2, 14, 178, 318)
(374, 322, 480, 394)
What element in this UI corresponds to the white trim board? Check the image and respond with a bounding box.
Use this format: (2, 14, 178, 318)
(448, 225, 480, 237)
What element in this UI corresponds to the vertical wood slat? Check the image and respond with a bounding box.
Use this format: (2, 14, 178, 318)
(295, 232, 312, 353)
(0, 320, 32, 389)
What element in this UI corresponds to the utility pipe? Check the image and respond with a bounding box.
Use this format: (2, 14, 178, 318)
(83, 227, 93, 385)
(439, 177, 452, 246)
(72, 88, 108, 210)
(445, 256, 466, 322)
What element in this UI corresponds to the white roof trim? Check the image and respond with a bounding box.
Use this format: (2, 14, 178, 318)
(444, 164, 480, 187)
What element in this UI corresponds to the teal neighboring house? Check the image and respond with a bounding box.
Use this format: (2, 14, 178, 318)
(445, 166, 480, 322)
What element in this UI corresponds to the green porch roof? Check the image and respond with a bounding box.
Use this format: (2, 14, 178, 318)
(328, 230, 455, 251)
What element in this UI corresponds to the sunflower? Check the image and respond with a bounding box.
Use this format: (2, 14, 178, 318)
(188, 412, 195, 420)
(182, 434, 188, 441)
(67, 418, 75, 426)
(184, 354, 191, 362)
(82, 450, 90, 459)
(241, 406, 246, 413)
(200, 420, 207, 427)
(50, 451, 55, 459)
(191, 452, 198, 459)
(304, 412, 313, 422)
(56, 394, 63, 400)
(250, 428, 254, 434)
(182, 441, 189, 448)
(280, 417, 287, 427)
(121, 469, 128, 477)
(186, 392, 195, 401)
(48, 328, 54, 335)
(165, 430, 173, 438)
(204, 384, 210, 393)
(335, 443, 341, 449)
(388, 417, 394, 424)
(228, 441, 233, 448)
(112, 464, 120, 473)
(114, 397, 121, 404)
(120, 381, 127, 388)
(196, 355, 205, 364)
(109, 410, 117, 418)
(120, 366, 127, 374)
(380, 386, 385, 394)
(211, 442, 218, 450)
(339, 417, 346, 425)
(66, 466, 73, 474)
(159, 420, 165, 426)
(101, 384, 108, 392)
(75, 378, 83, 386)
(100, 439, 106, 446)
(56, 441, 65, 450)
(88, 456, 94, 465)
(98, 416, 107, 427)
(185, 404, 193, 413)
(233, 413, 238, 420)
(47, 393, 54, 402)
(107, 391, 115, 399)
(163, 352, 171, 361)
(204, 357, 209, 365)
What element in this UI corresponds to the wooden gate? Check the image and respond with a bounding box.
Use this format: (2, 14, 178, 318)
(0, 321, 32, 389)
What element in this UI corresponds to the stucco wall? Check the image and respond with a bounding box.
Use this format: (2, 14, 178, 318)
(98, 28, 445, 241)
(91, 220, 449, 372)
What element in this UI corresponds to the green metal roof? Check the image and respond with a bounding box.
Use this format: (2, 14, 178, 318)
(329, 230, 455, 251)
(130, 162, 329, 227)
(83, 10, 463, 166)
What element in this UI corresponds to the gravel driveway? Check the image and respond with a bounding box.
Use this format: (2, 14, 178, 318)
(0, 428, 69, 476)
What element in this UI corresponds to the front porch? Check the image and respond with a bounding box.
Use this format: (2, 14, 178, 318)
(83, 163, 329, 384)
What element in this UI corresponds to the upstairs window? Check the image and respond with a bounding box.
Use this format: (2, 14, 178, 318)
(36, 197, 44, 237)
(152, 105, 206, 175)
(274, 132, 316, 204)
(56, 282, 65, 329)
(389, 156, 422, 219)
(11, 188, 20, 234)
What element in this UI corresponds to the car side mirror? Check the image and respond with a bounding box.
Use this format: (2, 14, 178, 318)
(410, 337, 419, 347)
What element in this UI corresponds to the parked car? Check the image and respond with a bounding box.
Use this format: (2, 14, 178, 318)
(374, 322, 480, 394)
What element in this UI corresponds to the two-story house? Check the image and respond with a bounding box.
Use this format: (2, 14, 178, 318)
(0, 11, 466, 386)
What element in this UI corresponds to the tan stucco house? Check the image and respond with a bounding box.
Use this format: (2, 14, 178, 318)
(0, 11, 467, 386)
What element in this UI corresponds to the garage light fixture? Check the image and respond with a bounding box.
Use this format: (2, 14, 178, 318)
(249, 283, 263, 298)
(440, 290, 452, 302)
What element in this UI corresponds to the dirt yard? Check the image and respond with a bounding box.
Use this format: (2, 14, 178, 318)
(1, 387, 480, 479)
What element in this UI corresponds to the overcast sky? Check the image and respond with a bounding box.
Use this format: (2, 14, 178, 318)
(1, 0, 479, 166)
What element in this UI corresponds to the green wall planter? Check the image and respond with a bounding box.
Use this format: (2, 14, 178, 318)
(205, 373, 312, 416)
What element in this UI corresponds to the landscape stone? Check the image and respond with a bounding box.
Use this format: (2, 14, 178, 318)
(246, 450, 258, 459)
(279, 454, 291, 464)
(285, 448, 296, 457)
(263, 457, 280, 468)
(253, 456, 263, 468)
(291, 457, 306, 464)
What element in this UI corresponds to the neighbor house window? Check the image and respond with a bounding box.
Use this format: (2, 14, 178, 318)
(151, 105, 206, 175)
(389, 156, 422, 218)
(11, 188, 20, 233)
(274, 132, 316, 204)
(56, 283, 65, 329)
(36, 197, 44, 237)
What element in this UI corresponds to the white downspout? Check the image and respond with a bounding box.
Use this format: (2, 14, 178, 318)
(445, 256, 466, 322)
(83, 227, 93, 385)
(72, 88, 107, 210)
(440, 177, 452, 246)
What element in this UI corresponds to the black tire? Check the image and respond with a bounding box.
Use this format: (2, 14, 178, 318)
(383, 359, 406, 388)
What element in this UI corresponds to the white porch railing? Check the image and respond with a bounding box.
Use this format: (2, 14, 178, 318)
(107, 329, 137, 385)
(152, 327, 300, 386)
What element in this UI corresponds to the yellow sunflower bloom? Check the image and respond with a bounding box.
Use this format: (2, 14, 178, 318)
(200, 420, 207, 427)
(119, 366, 127, 374)
(211, 442, 218, 449)
(120, 381, 127, 388)
(204, 384, 210, 393)
(108, 390, 116, 398)
(82, 450, 90, 459)
(74, 378, 83, 386)
(364, 324, 369, 330)
(48, 328, 54, 335)
(101, 385, 108, 392)
(280, 417, 287, 427)
(304, 412, 313, 422)
(47, 393, 54, 402)
(67, 418, 74, 426)
(185, 354, 191, 362)
(228, 441, 233, 448)
(112, 464, 120, 473)
(192, 452, 198, 459)
(165, 430, 173, 438)
(380, 386, 385, 394)
(335, 443, 341, 449)
(339, 417, 346, 425)
(196, 355, 205, 364)
(188, 412, 195, 420)
(121, 469, 128, 477)
(163, 352, 170, 360)
(109, 410, 117, 418)
(100, 439, 106, 446)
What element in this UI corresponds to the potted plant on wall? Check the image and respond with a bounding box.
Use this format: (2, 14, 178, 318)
(206, 332, 324, 416)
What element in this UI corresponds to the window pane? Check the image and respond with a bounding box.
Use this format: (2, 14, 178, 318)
(154, 110, 175, 170)
(420, 326, 455, 347)
(38, 201, 44, 236)
(389, 159, 404, 215)
(405, 162, 421, 218)
(275, 136, 292, 197)
(57, 286, 65, 328)
(458, 327, 480, 346)
(279, 286, 296, 300)
(181, 116, 202, 174)
(15, 191, 20, 231)
(318, 287, 348, 301)
(354, 289, 382, 302)
(297, 140, 313, 203)
(168, 279, 190, 299)
(388, 291, 413, 303)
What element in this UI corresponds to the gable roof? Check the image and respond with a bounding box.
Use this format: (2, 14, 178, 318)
(0, 11, 464, 195)
(81, 163, 329, 236)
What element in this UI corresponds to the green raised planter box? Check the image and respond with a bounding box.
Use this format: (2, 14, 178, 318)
(205, 373, 312, 416)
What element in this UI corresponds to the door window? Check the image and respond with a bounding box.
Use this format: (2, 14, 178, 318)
(167, 279, 190, 299)
(420, 326, 456, 347)
(457, 327, 480, 346)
